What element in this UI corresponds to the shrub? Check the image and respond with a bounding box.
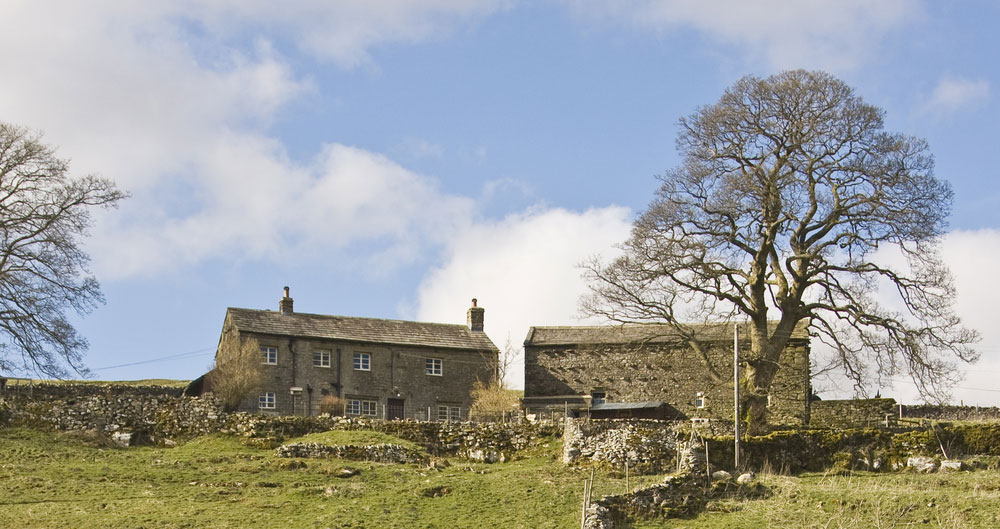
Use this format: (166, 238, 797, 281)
(318, 395, 346, 416)
(207, 332, 266, 412)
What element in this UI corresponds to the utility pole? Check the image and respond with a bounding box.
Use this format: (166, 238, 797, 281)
(733, 322, 740, 470)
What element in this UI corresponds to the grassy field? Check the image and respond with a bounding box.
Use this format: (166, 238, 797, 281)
(1, 427, 998, 528)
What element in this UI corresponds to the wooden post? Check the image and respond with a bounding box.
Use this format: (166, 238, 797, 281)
(581, 479, 589, 529)
(704, 437, 711, 486)
(625, 462, 629, 494)
(734, 322, 740, 470)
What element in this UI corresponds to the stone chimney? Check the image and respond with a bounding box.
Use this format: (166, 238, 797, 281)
(466, 298, 484, 332)
(279, 286, 294, 315)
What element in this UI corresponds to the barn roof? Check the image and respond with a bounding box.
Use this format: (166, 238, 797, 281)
(524, 321, 809, 346)
(226, 307, 499, 353)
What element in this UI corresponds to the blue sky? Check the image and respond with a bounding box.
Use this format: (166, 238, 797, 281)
(2, 1, 999, 404)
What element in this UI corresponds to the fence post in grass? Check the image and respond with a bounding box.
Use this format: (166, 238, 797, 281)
(625, 462, 629, 494)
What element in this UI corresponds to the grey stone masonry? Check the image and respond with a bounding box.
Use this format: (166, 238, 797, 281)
(523, 322, 810, 426)
(200, 289, 500, 418)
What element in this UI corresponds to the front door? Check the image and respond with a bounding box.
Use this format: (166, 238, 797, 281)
(387, 398, 404, 420)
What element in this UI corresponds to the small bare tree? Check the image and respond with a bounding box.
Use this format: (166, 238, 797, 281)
(207, 332, 265, 411)
(469, 336, 520, 420)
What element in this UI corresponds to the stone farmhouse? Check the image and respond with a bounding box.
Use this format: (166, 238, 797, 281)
(189, 288, 499, 420)
(522, 323, 811, 426)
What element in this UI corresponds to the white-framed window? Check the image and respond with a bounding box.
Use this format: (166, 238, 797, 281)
(437, 405, 461, 421)
(347, 398, 378, 416)
(259, 392, 276, 409)
(695, 392, 707, 409)
(591, 390, 607, 406)
(353, 352, 371, 371)
(313, 349, 331, 368)
(425, 357, 442, 376)
(260, 346, 277, 365)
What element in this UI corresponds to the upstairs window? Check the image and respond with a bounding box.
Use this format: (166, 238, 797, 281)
(353, 352, 371, 371)
(260, 346, 277, 365)
(425, 357, 442, 376)
(313, 349, 331, 368)
(695, 392, 707, 409)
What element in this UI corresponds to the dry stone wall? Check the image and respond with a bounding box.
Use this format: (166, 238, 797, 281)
(0, 385, 559, 460)
(275, 442, 427, 464)
(809, 398, 898, 428)
(901, 404, 1000, 422)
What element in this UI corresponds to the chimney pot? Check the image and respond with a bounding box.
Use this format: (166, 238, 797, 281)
(467, 298, 485, 332)
(279, 286, 294, 315)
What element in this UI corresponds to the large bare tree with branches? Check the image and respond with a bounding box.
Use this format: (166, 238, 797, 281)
(0, 122, 126, 378)
(583, 70, 978, 429)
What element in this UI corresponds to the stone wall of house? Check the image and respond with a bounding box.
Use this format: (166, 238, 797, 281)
(238, 331, 494, 419)
(525, 340, 810, 426)
(809, 398, 898, 428)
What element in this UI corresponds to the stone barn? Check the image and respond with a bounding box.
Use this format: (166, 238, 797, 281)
(522, 323, 811, 426)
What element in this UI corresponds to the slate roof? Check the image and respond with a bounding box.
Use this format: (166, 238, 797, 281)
(227, 308, 499, 353)
(524, 321, 809, 346)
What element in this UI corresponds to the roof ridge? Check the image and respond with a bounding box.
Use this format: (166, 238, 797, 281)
(226, 307, 469, 328)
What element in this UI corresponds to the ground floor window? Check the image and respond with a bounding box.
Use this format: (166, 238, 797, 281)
(347, 398, 378, 417)
(259, 392, 276, 409)
(437, 405, 461, 421)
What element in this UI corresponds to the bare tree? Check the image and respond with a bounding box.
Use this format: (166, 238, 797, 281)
(583, 70, 978, 430)
(207, 332, 265, 411)
(0, 122, 126, 378)
(469, 335, 519, 420)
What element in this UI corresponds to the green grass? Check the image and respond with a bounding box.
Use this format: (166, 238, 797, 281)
(631, 471, 1000, 528)
(1, 426, 999, 528)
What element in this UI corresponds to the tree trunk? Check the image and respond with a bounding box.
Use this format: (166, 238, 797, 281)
(743, 352, 781, 435)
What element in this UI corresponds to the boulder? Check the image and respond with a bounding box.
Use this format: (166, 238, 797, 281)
(940, 460, 963, 471)
(110, 431, 132, 447)
(906, 456, 940, 473)
(711, 470, 732, 482)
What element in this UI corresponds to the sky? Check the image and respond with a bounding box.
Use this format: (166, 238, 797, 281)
(1, 1, 999, 405)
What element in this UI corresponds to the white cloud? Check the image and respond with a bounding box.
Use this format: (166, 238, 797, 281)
(89, 139, 474, 277)
(0, 1, 509, 279)
(413, 206, 633, 389)
(558, 0, 920, 70)
(922, 76, 990, 115)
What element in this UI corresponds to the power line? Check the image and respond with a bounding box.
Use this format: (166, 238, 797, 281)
(90, 347, 216, 371)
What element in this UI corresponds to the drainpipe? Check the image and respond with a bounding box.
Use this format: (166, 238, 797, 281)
(289, 338, 297, 415)
(335, 348, 342, 398)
